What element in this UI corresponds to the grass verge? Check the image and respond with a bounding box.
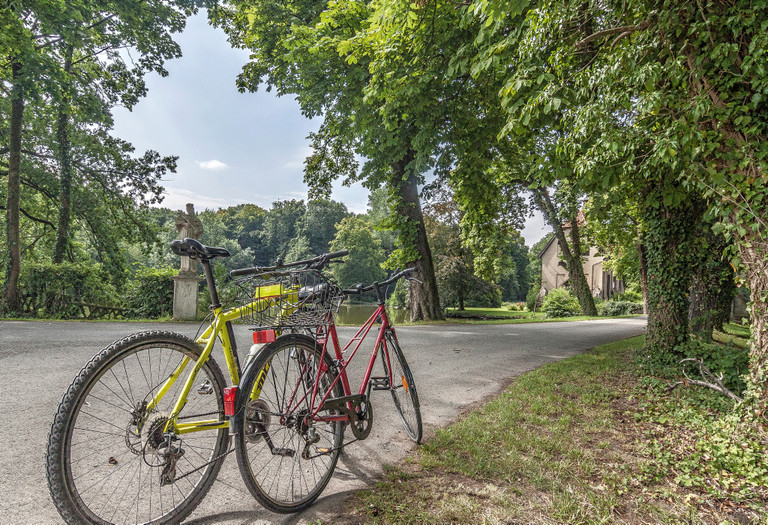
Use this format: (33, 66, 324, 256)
(443, 306, 639, 325)
(338, 335, 767, 524)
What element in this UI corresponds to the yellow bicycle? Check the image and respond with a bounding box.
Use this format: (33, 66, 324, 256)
(46, 238, 348, 524)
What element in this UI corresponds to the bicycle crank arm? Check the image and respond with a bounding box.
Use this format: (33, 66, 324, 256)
(260, 424, 295, 457)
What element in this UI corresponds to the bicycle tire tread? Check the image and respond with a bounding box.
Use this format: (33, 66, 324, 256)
(47, 330, 228, 525)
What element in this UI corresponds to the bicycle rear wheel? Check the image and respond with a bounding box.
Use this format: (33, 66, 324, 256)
(47, 331, 228, 525)
(381, 329, 422, 443)
(236, 334, 344, 513)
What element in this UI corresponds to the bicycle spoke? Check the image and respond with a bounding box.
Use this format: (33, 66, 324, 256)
(49, 332, 228, 524)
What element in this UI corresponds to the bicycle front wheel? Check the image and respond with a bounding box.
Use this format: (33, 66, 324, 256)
(47, 331, 229, 525)
(381, 329, 423, 443)
(236, 334, 344, 513)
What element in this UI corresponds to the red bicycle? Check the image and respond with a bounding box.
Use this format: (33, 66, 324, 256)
(229, 262, 423, 513)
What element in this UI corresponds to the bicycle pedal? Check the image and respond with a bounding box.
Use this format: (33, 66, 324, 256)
(197, 379, 213, 395)
(370, 376, 390, 390)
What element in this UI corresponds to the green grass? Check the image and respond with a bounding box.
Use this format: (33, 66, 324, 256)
(443, 306, 638, 325)
(340, 335, 766, 524)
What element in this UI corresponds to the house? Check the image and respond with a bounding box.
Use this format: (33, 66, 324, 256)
(537, 214, 624, 300)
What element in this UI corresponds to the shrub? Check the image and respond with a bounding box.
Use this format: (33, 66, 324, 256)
(601, 301, 643, 316)
(125, 265, 176, 319)
(610, 290, 643, 303)
(526, 285, 543, 312)
(680, 340, 748, 394)
(541, 288, 580, 318)
(19, 261, 116, 318)
(504, 301, 526, 311)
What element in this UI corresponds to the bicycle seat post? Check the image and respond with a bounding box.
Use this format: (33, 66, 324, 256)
(201, 259, 221, 309)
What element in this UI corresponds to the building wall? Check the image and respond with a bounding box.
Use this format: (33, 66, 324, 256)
(539, 232, 624, 300)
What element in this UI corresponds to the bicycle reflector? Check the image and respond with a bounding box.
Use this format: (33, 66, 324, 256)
(253, 329, 276, 344)
(223, 386, 237, 417)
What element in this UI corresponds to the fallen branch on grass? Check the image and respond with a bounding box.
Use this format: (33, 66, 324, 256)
(665, 358, 743, 402)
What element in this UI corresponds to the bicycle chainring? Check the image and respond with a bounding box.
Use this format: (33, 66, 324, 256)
(350, 398, 373, 440)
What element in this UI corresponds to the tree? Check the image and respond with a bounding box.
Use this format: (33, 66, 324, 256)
(297, 199, 350, 256)
(328, 216, 386, 289)
(464, 0, 768, 408)
(211, 0, 445, 320)
(1, 0, 191, 310)
(216, 203, 268, 264)
(260, 200, 306, 263)
(424, 198, 501, 310)
(689, 218, 737, 341)
(531, 187, 597, 316)
(498, 234, 530, 302)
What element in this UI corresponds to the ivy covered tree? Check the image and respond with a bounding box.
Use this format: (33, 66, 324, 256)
(458, 0, 768, 410)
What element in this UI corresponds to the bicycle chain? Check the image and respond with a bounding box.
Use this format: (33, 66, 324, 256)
(170, 446, 235, 484)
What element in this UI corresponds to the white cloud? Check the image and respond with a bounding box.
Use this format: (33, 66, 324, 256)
(195, 159, 229, 171)
(155, 187, 246, 211)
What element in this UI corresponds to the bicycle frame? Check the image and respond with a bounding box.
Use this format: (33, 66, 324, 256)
(144, 299, 264, 435)
(289, 303, 400, 425)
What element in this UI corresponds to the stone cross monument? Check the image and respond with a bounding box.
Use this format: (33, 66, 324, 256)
(172, 203, 204, 320)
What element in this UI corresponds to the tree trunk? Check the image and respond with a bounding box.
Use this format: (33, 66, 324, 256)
(391, 154, 443, 321)
(642, 184, 700, 358)
(738, 235, 768, 416)
(53, 46, 74, 264)
(532, 188, 597, 316)
(689, 224, 735, 340)
(568, 215, 598, 315)
(688, 273, 715, 342)
(5, 60, 24, 313)
(638, 238, 649, 314)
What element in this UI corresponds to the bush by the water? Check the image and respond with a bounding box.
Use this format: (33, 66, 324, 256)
(601, 300, 643, 316)
(542, 288, 580, 318)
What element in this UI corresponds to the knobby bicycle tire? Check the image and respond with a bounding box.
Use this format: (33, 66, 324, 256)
(47, 330, 229, 525)
(381, 330, 422, 443)
(235, 334, 344, 513)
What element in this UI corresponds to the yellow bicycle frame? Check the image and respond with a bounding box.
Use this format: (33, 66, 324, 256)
(141, 284, 298, 436)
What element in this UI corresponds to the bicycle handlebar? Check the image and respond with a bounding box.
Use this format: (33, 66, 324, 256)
(342, 267, 418, 295)
(229, 249, 350, 277)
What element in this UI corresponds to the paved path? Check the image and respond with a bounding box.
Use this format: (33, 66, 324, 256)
(0, 317, 645, 524)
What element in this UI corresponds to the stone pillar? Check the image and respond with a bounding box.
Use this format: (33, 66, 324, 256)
(173, 203, 203, 320)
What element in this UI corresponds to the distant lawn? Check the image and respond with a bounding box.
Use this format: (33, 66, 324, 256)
(443, 306, 637, 324)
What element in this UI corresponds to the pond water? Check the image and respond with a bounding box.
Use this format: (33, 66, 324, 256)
(334, 304, 410, 325)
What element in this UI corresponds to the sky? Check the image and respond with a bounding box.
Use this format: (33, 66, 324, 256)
(111, 12, 550, 247)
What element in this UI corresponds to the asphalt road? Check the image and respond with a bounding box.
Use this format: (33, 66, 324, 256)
(0, 317, 646, 524)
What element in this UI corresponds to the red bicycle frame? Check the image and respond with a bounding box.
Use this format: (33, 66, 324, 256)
(299, 303, 398, 423)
